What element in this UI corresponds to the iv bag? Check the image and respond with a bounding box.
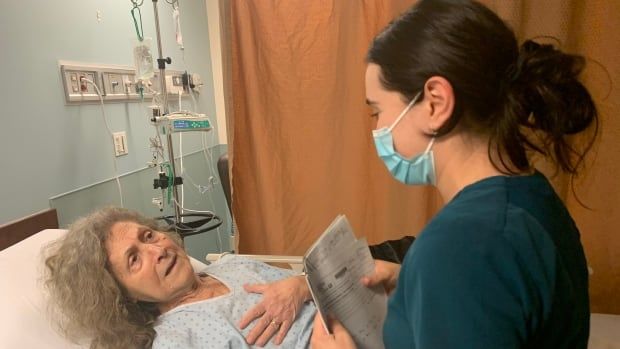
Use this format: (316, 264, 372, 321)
(134, 37, 155, 81)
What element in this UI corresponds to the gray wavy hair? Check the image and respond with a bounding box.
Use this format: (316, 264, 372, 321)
(43, 207, 183, 349)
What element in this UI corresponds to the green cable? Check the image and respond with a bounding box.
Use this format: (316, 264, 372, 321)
(131, 5, 144, 41)
(167, 165, 173, 189)
(162, 163, 173, 206)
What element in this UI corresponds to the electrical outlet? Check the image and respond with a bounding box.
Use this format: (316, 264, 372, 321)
(112, 131, 128, 156)
(101, 69, 140, 101)
(61, 67, 101, 102)
(102, 73, 124, 95)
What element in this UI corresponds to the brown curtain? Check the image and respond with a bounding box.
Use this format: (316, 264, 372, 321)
(229, 0, 620, 314)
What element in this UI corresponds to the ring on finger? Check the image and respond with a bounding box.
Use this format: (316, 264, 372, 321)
(270, 320, 281, 329)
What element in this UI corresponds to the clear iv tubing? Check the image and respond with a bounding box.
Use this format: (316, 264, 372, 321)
(177, 91, 186, 221)
(80, 78, 125, 208)
(174, 87, 223, 251)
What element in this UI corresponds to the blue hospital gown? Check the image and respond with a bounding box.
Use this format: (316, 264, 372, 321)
(153, 255, 315, 349)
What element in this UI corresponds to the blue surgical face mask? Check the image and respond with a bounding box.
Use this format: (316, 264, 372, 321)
(372, 92, 436, 185)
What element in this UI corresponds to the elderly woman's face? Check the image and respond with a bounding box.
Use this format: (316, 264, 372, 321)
(105, 221, 196, 303)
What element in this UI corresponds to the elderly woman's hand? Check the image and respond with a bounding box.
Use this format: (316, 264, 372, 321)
(360, 259, 401, 295)
(310, 313, 357, 349)
(239, 275, 311, 346)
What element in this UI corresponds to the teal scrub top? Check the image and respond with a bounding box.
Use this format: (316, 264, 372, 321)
(383, 172, 589, 348)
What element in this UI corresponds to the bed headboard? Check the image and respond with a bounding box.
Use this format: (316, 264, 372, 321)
(0, 208, 58, 251)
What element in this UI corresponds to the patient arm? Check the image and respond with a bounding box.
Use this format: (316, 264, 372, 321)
(238, 275, 312, 346)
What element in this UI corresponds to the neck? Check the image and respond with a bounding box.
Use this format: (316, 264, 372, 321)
(433, 133, 505, 202)
(158, 274, 226, 313)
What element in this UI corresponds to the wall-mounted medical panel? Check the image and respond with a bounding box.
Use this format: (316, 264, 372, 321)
(60, 64, 103, 103)
(59, 61, 188, 105)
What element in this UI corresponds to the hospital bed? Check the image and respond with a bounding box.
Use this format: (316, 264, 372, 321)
(0, 210, 210, 349)
(1, 210, 619, 348)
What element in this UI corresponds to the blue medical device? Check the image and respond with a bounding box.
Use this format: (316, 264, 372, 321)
(171, 118, 211, 132)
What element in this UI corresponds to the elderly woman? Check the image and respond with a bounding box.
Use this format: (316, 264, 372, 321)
(44, 207, 315, 349)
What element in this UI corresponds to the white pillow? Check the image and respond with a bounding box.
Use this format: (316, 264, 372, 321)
(0, 229, 209, 349)
(0, 229, 86, 348)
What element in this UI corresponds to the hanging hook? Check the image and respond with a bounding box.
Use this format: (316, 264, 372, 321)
(131, 2, 145, 41)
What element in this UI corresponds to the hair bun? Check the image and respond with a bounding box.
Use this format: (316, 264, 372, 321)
(505, 39, 596, 135)
(521, 39, 548, 54)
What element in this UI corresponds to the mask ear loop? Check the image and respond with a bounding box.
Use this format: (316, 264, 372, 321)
(387, 92, 423, 132)
(422, 129, 438, 154)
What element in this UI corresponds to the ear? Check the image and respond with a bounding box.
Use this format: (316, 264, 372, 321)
(423, 76, 455, 132)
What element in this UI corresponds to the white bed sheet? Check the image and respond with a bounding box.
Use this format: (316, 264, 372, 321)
(0, 229, 208, 349)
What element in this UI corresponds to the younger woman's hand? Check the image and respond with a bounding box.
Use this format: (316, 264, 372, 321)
(310, 313, 357, 349)
(360, 259, 401, 294)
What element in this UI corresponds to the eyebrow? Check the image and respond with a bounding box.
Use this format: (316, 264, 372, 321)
(365, 99, 377, 106)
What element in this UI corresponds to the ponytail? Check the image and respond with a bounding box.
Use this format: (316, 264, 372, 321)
(494, 40, 599, 175)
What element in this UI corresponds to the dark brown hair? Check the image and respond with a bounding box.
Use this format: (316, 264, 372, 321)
(367, 0, 598, 175)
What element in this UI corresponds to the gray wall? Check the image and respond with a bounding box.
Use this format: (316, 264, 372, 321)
(0, 1, 230, 256)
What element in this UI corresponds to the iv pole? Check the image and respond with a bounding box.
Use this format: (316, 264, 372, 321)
(153, 0, 181, 222)
(149, 0, 222, 238)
